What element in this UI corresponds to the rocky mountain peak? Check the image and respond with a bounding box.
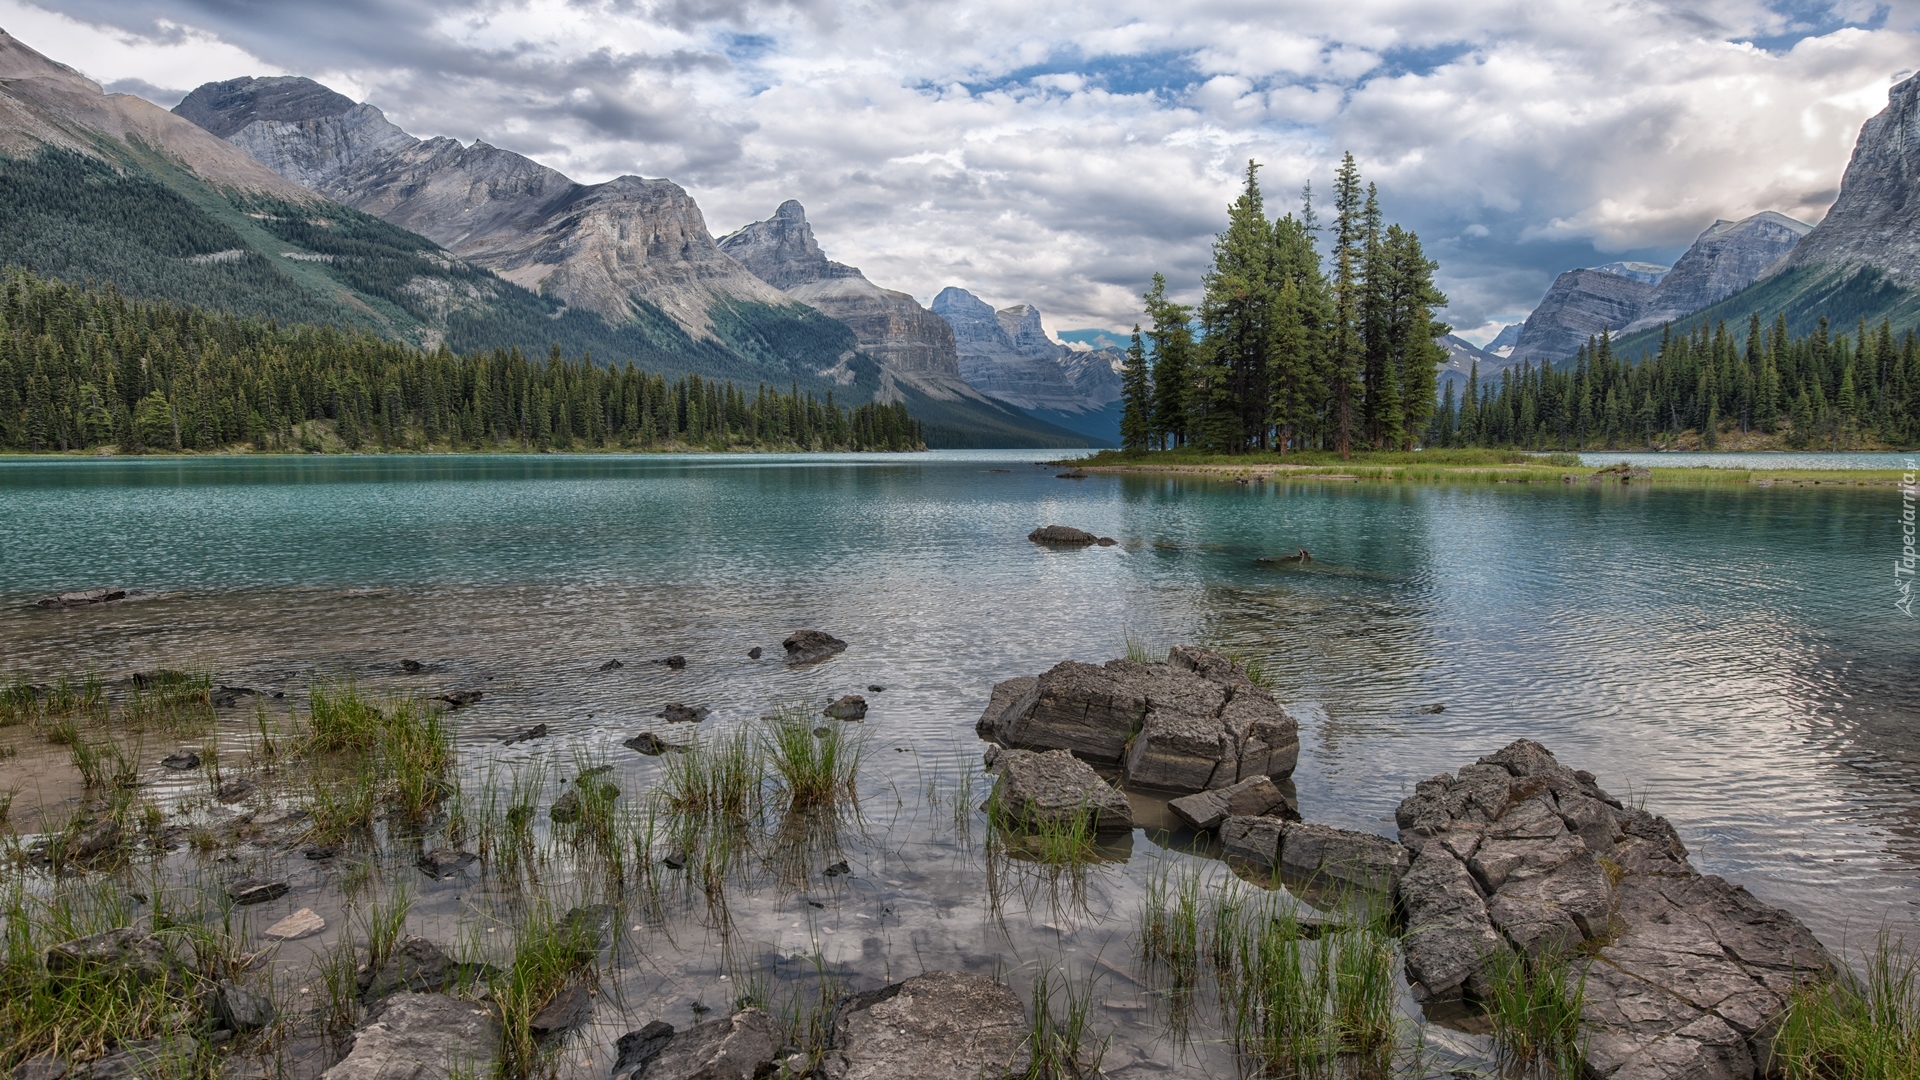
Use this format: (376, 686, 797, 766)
(1785, 72, 1920, 284)
(1509, 269, 1654, 363)
(932, 286, 1122, 436)
(1592, 261, 1670, 285)
(1622, 210, 1811, 334)
(173, 76, 356, 138)
(0, 27, 98, 89)
(715, 200, 861, 290)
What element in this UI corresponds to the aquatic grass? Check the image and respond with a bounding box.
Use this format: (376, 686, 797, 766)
(299, 684, 455, 834)
(1483, 946, 1587, 1079)
(0, 873, 243, 1070)
(361, 884, 414, 974)
(475, 761, 548, 886)
(490, 900, 599, 1080)
(0, 677, 38, 726)
(1123, 632, 1166, 665)
(764, 710, 862, 812)
(661, 730, 765, 821)
(304, 681, 388, 753)
(1021, 963, 1108, 1080)
(1772, 930, 1920, 1080)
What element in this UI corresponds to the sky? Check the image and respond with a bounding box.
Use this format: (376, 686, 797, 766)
(6, 1, 1917, 342)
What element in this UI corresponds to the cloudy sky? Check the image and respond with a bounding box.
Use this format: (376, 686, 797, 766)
(7, 0, 1915, 341)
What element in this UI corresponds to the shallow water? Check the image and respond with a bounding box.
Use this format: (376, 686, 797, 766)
(1, 451, 1916, 1077)
(1577, 449, 1914, 470)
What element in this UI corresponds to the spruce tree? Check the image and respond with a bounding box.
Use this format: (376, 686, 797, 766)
(1144, 274, 1195, 449)
(1198, 160, 1279, 451)
(1328, 153, 1367, 458)
(1120, 324, 1153, 452)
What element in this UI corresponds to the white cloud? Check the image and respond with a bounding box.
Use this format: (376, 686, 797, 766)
(11, 0, 1918, 332)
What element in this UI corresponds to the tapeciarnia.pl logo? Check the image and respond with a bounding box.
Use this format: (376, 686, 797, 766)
(1900, 458, 1916, 617)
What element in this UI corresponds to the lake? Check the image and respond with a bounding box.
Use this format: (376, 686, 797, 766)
(1, 450, 1914, 1076)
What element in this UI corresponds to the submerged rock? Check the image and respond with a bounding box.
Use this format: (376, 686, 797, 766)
(216, 779, 254, 803)
(79, 1036, 194, 1080)
(823, 694, 868, 720)
(986, 747, 1132, 833)
(978, 645, 1300, 796)
(400, 659, 424, 673)
(436, 689, 482, 709)
(624, 732, 687, 755)
(529, 983, 595, 1035)
(209, 685, 256, 707)
(358, 936, 459, 1001)
(214, 980, 274, 1031)
(45, 928, 177, 984)
(1275, 821, 1409, 894)
(35, 588, 126, 608)
(320, 993, 499, 1080)
(611, 1021, 676, 1079)
(660, 655, 687, 669)
(598, 659, 625, 671)
(65, 818, 122, 861)
(159, 751, 200, 770)
(784, 630, 848, 666)
(617, 1008, 779, 1080)
(1391, 739, 1835, 1075)
(225, 879, 287, 906)
(747, 647, 763, 660)
(416, 849, 476, 879)
(502, 724, 548, 746)
(1168, 775, 1296, 831)
(658, 703, 709, 724)
(820, 970, 1029, 1080)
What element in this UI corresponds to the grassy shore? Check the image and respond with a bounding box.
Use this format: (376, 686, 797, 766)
(1064, 447, 1913, 487)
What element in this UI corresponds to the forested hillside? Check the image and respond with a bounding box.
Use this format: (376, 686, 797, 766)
(0, 147, 867, 390)
(0, 269, 922, 454)
(1432, 314, 1920, 450)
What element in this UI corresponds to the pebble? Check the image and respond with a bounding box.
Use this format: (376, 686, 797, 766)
(263, 908, 326, 940)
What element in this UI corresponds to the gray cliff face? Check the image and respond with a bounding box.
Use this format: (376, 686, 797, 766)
(1623, 212, 1811, 333)
(172, 76, 793, 337)
(1510, 269, 1654, 363)
(931, 288, 1122, 413)
(716, 201, 968, 385)
(1787, 71, 1920, 282)
(1590, 261, 1670, 286)
(1436, 334, 1520, 400)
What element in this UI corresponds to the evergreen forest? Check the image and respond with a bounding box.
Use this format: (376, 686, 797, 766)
(1430, 315, 1920, 450)
(0, 269, 923, 454)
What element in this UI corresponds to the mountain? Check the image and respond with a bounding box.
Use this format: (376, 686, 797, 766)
(1484, 323, 1522, 357)
(1620, 212, 1811, 334)
(1610, 74, 1920, 358)
(173, 76, 1087, 447)
(0, 27, 876, 395)
(929, 287, 1125, 445)
(1436, 333, 1520, 399)
(1511, 211, 1809, 363)
(1591, 261, 1671, 286)
(1509, 269, 1655, 363)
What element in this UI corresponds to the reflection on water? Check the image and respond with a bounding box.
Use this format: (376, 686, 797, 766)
(0, 452, 1915, 1075)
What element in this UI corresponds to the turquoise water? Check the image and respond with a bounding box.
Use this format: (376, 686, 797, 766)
(1578, 449, 1914, 470)
(0, 451, 1915, 1074)
(2, 451, 1914, 933)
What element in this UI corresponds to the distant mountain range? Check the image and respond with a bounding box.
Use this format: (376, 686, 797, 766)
(928, 288, 1125, 444)
(0, 27, 1098, 448)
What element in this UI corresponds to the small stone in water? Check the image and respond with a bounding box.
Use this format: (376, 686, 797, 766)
(216, 779, 254, 802)
(823, 861, 850, 878)
(303, 845, 339, 860)
(747, 646, 763, 659)
(597, 659, 624, 671)
(813, 727, 830, 737)
(658, 703, 709, 723)
(160, 751, 200, 770)
(660, 655, 686, 669)
(1421, 703, 1447, 714)
(867, 684, 885, 693)
(226, 879, 288, 906)
(662, 851, 687, 870)
(823, 694, 867, 720)
(401, 659, 423, 673)
(263, 908, 325, 940)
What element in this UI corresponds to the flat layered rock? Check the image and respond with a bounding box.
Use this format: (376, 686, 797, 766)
(1391, 739, 1835, 1075)
(36, 588, 126, 608)
(820, 970, 1030, 1080)
(1276, 821, 1409, 894)
(1168, 775, 1296, 830)
(976, 645, 1300, 795)
(986, 747, 1131, 832)
(320, 993, 499, 1080)
(263, 908, 326, 940)
(358, 936, 458, 1002)
(622, 1008, 779, 1080)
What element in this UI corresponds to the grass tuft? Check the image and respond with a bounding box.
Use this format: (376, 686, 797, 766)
(1483, 946, 1587, 1079)
(1773, 930, 1919, 1080)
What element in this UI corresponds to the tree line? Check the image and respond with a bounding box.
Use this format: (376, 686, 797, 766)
(1118, 156, 1449, 457)
(0, 268, 923, 454)
(1432, 313, 1920, 450)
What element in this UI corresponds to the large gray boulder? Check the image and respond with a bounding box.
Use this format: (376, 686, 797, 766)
(1392, 739, 1835, 1076)
(986, 748, 1131, 833)
(623, 1008, 780, 1080)
(819, 970, 1029, 1080)
(976, 646, 1300, 794)
(783, 630, 847, 666)
(320, 994, 499, 1080)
